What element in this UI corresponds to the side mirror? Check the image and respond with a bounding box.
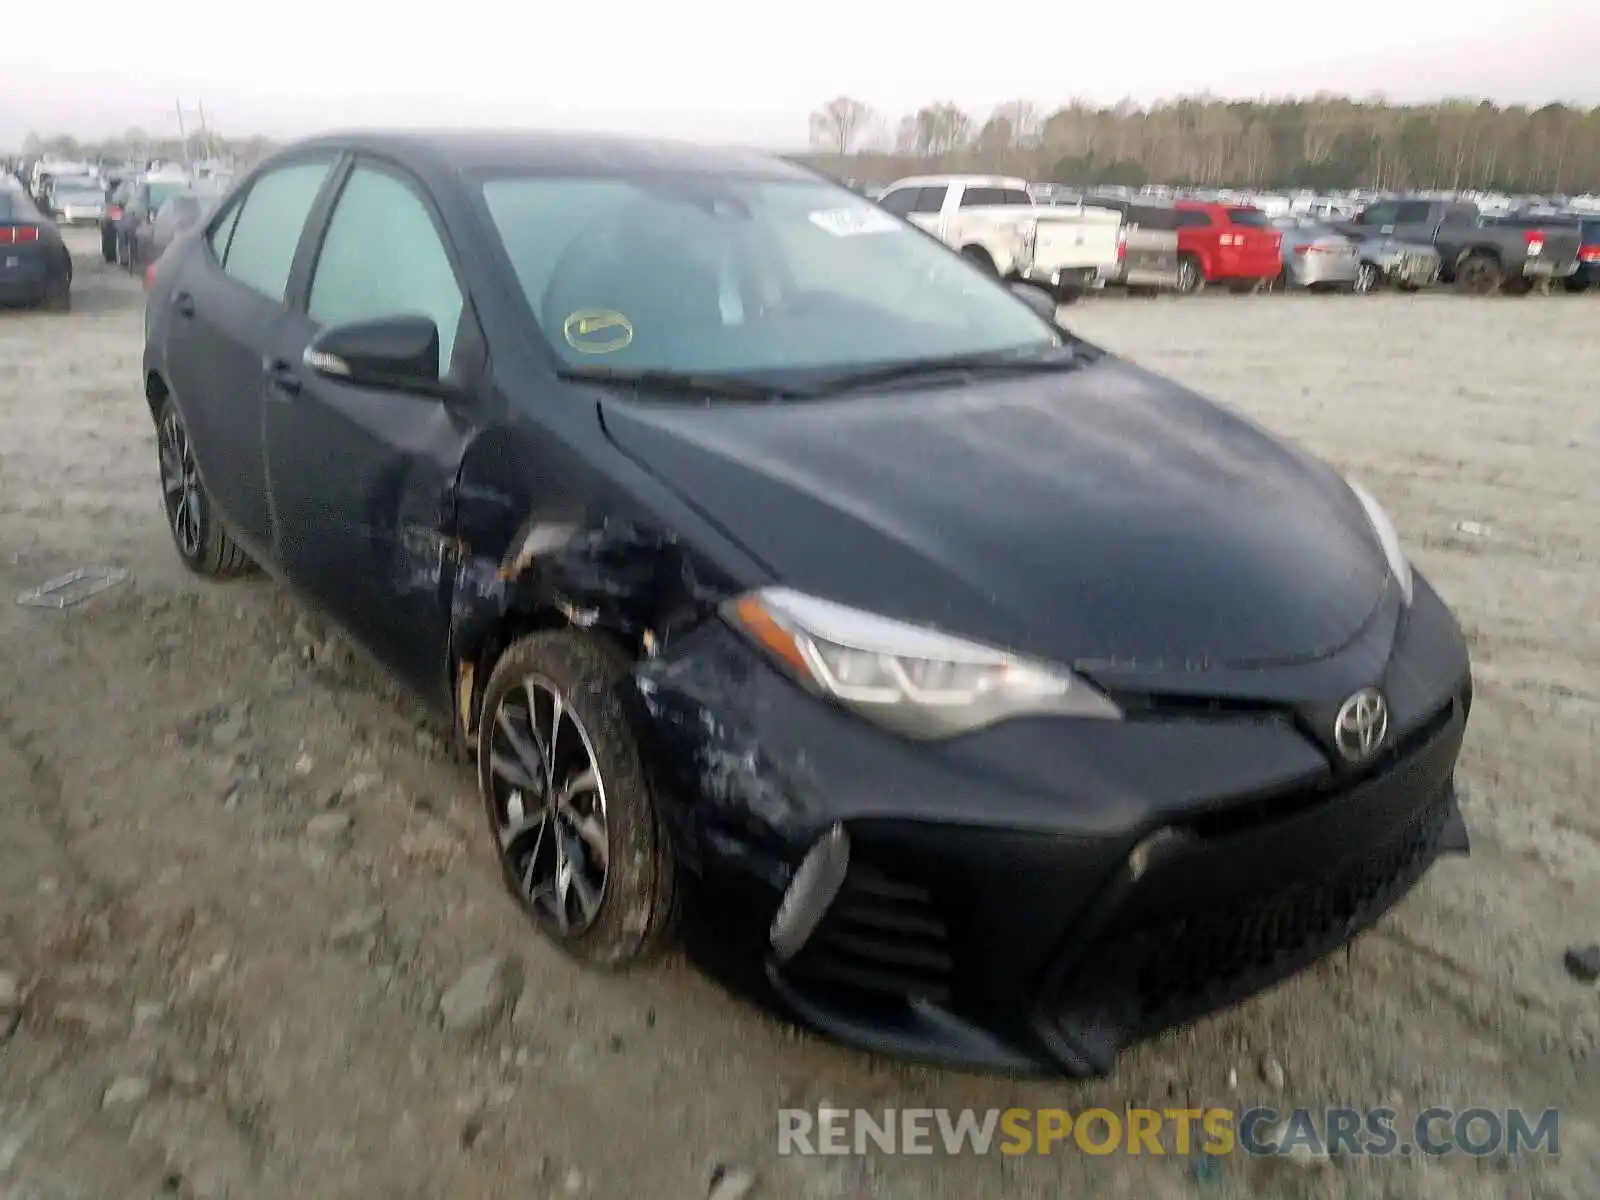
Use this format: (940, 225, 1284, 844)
(303, 314, 447, 395)
(1009, 282, 1058, 322)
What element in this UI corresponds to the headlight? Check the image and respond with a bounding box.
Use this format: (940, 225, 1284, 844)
(722, 587, 1121, 739)
(1347, 480, 1414, 606)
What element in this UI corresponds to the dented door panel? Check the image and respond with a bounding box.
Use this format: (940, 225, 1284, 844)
(262, 366, 473, 705)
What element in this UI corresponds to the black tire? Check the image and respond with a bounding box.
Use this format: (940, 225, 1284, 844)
(155, 399, 254, 577)
(476, 631, 678, 968)
(960, 245, 997, 276)
(115, 233, 128, 269)
(100, 227, 116, 263)
(1175, 254, 1205, 295)
(1562, 277, 1592, 294)
(40, 274, 70, 313)
(1454, 253, 1502, 295)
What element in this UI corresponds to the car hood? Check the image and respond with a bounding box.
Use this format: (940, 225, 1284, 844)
(598, 353, 1390, 672)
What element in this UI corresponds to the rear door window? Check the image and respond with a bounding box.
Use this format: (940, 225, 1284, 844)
(1176, 210, 1213, 228)
(877, 188, 917, 217)
(959, 187, 1033, 208)
(909, 186, 947, 215)
(1225, 207, 1272, 228)
(218, 160, 334, 302)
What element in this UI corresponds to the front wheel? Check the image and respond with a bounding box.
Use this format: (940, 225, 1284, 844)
(477, 632, 678, 968)
(1353, 262, 1378, 294)
(155, 400, 254, 577)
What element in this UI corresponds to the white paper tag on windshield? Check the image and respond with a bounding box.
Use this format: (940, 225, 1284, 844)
(808, 207, 901, 237)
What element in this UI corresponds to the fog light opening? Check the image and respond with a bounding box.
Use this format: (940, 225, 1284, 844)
(769, 823, 850, 962)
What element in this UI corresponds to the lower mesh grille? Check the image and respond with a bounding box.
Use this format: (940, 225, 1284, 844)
(1049, 787, 1450, 1043)
(785, 862, 954, 1007)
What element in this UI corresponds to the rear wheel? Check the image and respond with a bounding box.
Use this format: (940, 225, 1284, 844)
(1562, 277, 1592, 294)
(155, 400, 254, 577)
(1175, 255, 1204, 295)
(960, 245, 997, 276)
(1454, 253, 1502, 295)
(100, 227, 116, 263)
(1353, 262, 1378, 294)
(40, 273, 70, 313)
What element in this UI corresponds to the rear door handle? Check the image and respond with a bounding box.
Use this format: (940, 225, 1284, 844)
(264, 358, 301, 398)
(172, 291, 195, 318)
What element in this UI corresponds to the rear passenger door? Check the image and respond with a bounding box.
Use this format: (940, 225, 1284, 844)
(261, 157, 482, 701)
(162, 156, 337, 553)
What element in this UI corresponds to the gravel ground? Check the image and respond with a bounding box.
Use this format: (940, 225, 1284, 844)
(0, 233, 1595, 1200)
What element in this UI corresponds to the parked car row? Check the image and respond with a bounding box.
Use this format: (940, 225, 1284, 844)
(873, 174, 1595, 299)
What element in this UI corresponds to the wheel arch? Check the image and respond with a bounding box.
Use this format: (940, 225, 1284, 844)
(144, 369, 170, 426)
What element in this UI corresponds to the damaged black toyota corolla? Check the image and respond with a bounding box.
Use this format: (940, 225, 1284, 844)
(142, 131, 1472, 1077)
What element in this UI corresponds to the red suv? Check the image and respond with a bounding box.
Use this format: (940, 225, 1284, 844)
(1174, 202, 1283, 293)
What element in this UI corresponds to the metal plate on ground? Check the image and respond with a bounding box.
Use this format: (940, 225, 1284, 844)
(15, 566, 129, 609)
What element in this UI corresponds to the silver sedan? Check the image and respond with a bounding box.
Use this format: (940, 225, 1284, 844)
(1272, 217, 1370, 292)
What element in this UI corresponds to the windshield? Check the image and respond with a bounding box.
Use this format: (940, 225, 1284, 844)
(55, 186, 101, 202)
(480, 173, 1057, 378)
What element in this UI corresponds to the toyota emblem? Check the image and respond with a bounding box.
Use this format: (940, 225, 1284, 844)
(1333, 688, 1389, 762)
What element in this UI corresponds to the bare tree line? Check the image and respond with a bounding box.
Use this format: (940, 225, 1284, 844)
(19, 129, 277, 166)
(807, 94, 1600, 193)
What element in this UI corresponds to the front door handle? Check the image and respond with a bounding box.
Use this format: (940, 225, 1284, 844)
(264, 358, 301, 398)
(172, 291, 195, 318)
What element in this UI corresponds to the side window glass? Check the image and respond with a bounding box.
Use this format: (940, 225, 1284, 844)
(1359, 202, 1398, 227)
(1177, 210, 1211, 228)
(1394, 202, 1432, 225)
(877, 188, 916, 217)
(221, 160, 333, 302)
(910, 186, 947, 215)
(307, 164, 466, 372)
(207, 198, 242, 265)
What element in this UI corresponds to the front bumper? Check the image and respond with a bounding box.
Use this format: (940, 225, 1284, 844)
(1020, 263, 1101, 294)
(636, 575, 1473, 1075)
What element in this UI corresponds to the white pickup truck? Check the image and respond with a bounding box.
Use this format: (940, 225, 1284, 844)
(876, 174, 1123, 300)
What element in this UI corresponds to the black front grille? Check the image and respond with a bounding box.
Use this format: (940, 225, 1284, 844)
(1045, 784, 1451, 1050)
(784, 861, 954, 1008)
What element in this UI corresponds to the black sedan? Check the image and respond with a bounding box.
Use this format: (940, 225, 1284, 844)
(141, 131, 1472, 1077)
(0, 181, 72, 310)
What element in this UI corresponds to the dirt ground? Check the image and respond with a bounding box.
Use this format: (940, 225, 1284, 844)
(0, 233, 1595, 1200)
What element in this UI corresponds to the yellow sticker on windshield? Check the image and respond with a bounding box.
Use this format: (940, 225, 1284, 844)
(563, 309, 634, 354)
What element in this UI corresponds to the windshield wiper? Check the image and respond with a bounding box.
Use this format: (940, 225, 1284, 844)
(556, 363, 788, 401)
(793, 345, 1088, 397)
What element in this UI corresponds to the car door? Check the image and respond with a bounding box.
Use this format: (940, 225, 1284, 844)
(162, 157, 338, 553)
(1389, 201, 1436, 248)
(260, 157, 481, 701)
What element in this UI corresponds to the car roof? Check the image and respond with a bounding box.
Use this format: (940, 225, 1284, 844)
(279, 129, 811, 179)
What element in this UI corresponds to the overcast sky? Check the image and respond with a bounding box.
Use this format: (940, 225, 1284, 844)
(3, 0, 1597, 151)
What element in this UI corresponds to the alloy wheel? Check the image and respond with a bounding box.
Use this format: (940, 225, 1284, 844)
(157, 411, 202, 557)
(486, 675, 610, 936)
(1354, 263, 1377, 294)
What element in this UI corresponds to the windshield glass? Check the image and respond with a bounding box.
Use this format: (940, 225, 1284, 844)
(480, 173, 1057, 378)
(55, 185, 101, 201)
